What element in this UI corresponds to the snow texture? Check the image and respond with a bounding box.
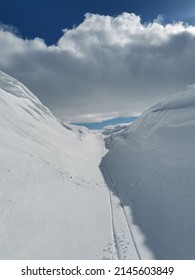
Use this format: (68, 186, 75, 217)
(0, 71, 117, 259)
(1, 70, 195, 260)
(104, 87, 195, 259)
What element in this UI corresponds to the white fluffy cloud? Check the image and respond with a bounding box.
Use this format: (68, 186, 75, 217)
(1, 13, 195, 122)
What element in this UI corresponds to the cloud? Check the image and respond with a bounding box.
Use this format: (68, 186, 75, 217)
(1, 13, 195, 122)
(0, 21, 20, 36)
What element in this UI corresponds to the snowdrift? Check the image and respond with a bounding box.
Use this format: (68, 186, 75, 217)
(0, 71, 113, 259)
(104, 88, 195, 259)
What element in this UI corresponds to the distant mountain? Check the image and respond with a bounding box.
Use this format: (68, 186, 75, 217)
(101, 122, 131, 136)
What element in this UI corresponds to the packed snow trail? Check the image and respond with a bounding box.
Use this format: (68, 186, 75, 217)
(101, 142, 141, 260)
(100, 143, 119, 260)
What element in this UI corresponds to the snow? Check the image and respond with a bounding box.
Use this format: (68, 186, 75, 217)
(101, 122, 132, 136)
(1, 70, 195, 260)
(0, 71, 116, 259)
(104, 87, 195, 259)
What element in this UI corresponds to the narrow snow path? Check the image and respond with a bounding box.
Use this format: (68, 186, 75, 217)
(101, 142, 141, 260)
(100, 143, 119, 259)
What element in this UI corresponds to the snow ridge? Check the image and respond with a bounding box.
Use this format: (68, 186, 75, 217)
(0, 71, 53, 117)
(104, 88, 195, 259)
(0, 70, 115, 260)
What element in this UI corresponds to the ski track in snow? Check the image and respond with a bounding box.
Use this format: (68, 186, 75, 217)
(101, 143, 119, 260)
(101, 141, 141, 260)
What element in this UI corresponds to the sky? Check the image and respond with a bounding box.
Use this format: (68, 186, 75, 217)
(74, 116, 137, 130)
(0, 0, 195, 125)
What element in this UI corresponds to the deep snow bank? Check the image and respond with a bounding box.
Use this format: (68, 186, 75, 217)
(104, 88, 195, 259)
(0, 71, 113, 259)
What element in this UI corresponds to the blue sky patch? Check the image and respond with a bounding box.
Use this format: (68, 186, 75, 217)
(74, 116, 137, 130)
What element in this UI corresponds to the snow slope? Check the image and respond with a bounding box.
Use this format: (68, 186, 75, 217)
(0, 70, 117, 260)
(103, 89, 195, 259)
(2, 69, 194, 260)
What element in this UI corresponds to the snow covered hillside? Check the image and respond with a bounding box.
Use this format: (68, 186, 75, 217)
(1, 70, 195, 260)
(103, 89, 195, 259)
(0, 71, 116, 260)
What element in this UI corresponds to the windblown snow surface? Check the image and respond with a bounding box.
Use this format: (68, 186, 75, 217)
(0, 71, 118, 260)
(1, 70, 195, 260)
(104, 89, 195, 259)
